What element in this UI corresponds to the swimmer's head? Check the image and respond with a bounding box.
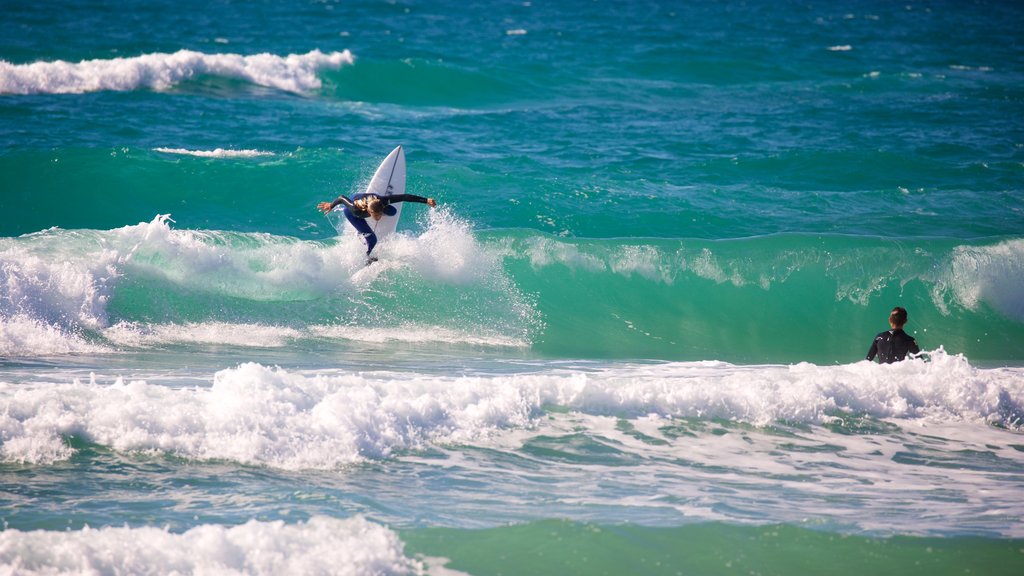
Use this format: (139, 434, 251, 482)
(889, 307, 908, 329)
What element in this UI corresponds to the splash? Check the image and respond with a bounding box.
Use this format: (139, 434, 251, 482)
(0, 49, 354, 95)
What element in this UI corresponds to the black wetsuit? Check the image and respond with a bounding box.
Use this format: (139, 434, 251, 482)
(328, 193, 431, 254)
(866, 329, 920, 363)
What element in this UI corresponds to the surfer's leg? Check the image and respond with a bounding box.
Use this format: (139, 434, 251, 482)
(343, 209, 378, 254)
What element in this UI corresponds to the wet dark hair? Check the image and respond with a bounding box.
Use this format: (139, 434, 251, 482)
(889, 307, 908, 327)
(366, 197, 385, 215)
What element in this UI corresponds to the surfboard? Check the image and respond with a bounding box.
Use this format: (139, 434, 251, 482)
(330, 145, 407, 250)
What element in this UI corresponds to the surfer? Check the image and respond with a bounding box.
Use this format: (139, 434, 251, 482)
(317, 192, 437, 255)
(866, 306, 920, 363)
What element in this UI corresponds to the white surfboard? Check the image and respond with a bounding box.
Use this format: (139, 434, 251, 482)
(331, 145, 407, 249)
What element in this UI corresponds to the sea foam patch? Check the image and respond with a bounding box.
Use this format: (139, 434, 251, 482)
(0, 49, 354, 95)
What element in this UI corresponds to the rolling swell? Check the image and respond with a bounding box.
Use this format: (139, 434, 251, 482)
(2, 215, 1021, 363)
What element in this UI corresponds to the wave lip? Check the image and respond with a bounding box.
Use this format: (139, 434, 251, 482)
(0, 49, 354, 95)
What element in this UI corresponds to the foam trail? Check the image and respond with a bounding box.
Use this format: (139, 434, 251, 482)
(0, 516, 429, 576)
(153, 147, 275, 158)
(103, 322, 303, 348)
(0, 49, 354, 95)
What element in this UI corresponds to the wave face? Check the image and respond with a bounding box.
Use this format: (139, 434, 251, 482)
(0, 49, 353, 95)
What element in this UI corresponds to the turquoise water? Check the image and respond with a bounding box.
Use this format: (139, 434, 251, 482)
(2, 1, 1023, 574)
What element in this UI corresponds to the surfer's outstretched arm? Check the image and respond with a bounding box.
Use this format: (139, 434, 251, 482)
(317, 196, 356, 214)
(382, 194, 436, 207)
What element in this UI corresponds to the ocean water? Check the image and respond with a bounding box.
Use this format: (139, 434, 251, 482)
(2, 0, 1023, 574)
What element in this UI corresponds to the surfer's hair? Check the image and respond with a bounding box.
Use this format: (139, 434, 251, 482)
(366, 197, 385, 216)
(889, 307, 908, 328)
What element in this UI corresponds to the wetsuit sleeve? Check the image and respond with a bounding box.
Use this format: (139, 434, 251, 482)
(908, 337, 920, 356)
(328, 196, 356, 211)
(866, 337, 878, 361)
(381, 194, 430, 205)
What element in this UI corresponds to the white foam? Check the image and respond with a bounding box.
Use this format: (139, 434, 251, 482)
(0, 216, 325, 356)
(0, 224, 131, 356)
(1, 350, 1020, 468)
(153, 147, 275, 158)
(0, 314, 110, 357)
(0, 49, 354, 95)
(0, 516, 428, 576)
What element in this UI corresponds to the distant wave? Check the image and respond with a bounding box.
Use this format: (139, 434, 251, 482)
(0, 49, 354, 95)
(154, 147, 275, 158)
